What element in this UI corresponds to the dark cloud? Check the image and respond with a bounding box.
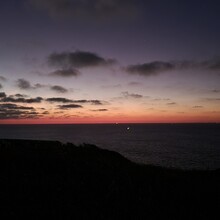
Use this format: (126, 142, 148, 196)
(46, 97, 107, 105)
(58, 104, 83, 109)
(125, 61, 178, 76)
(125, 59, 220, 76)
(70, 99, 107, 105)
(0, 103, 44, 120)
(34, 83, 45, 88)
(17, 79, 32, 90)
(72, 99, 88, 104)
(70, 100, 86, 104)
(28, 0, 136, 20)
(50, 68, 79, 77)
(69, 99, 106, 105)
(14, 94, 28, 98)
(48, 50, 116, 69)
(0, 92, 43, 103)
(0, 92, 6, 98)
(1, 96, 43, 103)
(0, 110, 30, 119)
(46, 97, 73, 103)
(122, 91, 143, 99)
(90, 100, 105, 105)
(16, 79, 45, 90)
(16, 79, 69, 93)
(0, 103, 34, 110)
(42, 111, 49, 115)
(91, 109, 108, 112)
(0, 110, 38, 119)
(50, 85, 68, 93)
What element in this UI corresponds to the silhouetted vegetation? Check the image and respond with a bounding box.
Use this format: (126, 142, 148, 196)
(0, 139, 219, 219)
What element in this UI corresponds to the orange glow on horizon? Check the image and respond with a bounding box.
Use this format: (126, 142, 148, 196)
(1, 113, 220, 124)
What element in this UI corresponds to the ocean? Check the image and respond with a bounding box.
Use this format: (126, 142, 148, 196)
(0, 123, 219, 170)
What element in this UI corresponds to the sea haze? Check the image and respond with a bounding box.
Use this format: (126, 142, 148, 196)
(0, 123, 219, 170)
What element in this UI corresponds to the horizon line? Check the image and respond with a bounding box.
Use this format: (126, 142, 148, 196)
(0, 122, 219, 125)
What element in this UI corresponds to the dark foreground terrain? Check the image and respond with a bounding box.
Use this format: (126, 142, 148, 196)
(0, 139, 219, 219)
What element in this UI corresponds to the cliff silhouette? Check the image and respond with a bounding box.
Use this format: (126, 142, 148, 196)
(0, 139, 219, 219)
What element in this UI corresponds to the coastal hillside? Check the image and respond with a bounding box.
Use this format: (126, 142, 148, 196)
(0, 139, 219, 219)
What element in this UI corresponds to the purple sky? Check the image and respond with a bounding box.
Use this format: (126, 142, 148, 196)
(0, 0, 220, 123)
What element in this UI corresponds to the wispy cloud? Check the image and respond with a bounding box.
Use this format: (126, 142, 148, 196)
(128, 82, 142, 86)
(152, 98, 171, 101)
(101, 84, 121, 89)
(28, 0, 137, 20)
(16, 79, 69, 93)
(89, 100, 106, 105)
(122, 91, 143, 99)
(207, 60, 220, 70)
(192, 106, 203, 108)
(211, 89, 220, 93)
(167, 102, 177, 105)
(46, 97, 73, 103)
(0, 76, 6, 81)
(204, 98, 220, 101)
(50, 85, 68, 93)
(91, 109, 108, 112)
(58, 104, 83, 109)
(50, 68, 79, 77)
(16, 79, 46, 90)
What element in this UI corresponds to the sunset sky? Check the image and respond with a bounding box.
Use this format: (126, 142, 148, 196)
(0, 0, 220, 123)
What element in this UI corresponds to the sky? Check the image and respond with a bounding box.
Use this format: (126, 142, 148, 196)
(0, 0, 220, 124)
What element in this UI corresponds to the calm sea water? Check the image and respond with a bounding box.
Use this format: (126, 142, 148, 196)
(0, 123, 219, 170)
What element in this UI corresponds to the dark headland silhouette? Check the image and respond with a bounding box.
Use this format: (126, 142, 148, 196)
(0, 139, 219, 219)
